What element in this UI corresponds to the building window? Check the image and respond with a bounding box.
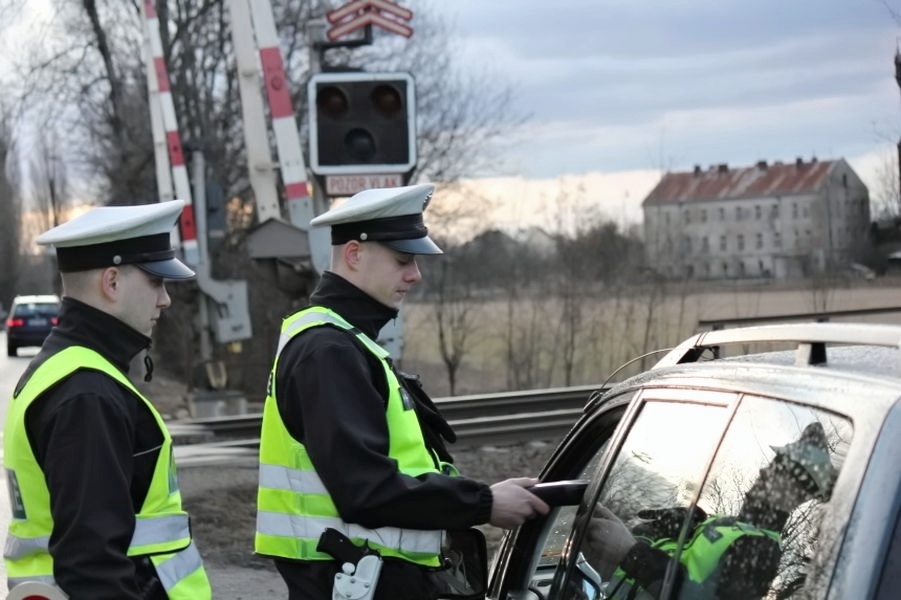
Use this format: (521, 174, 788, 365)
(802, 205, 809, 218)
(684, 236, 692, 253)
(683, 209, 690, 224)
(792, 203, 798, 219)
(736, 206, 742, 221)
(755, 205, 762, 220)
(702, 237, 709, 253)
(738, 235, 745, 251)
(665, 212, 671, 225)
(771, 204, 779, 219)
(756, 233, 763, 249)
(774, 231, 781, 247)
(718, 207, 725, 221)
(701, 209, 707, 223)
(720, 235, 727, 251)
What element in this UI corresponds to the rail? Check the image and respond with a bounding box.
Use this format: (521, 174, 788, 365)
(171, 384, 603, 465)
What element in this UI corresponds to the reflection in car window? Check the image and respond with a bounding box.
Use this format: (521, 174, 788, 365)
(598, 401, 728, 517)
(573, 395, 850, 600)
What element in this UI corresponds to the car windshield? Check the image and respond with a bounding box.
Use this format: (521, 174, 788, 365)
(14, 303, 58, 318)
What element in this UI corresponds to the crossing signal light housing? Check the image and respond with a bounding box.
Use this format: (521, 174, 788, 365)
(308, 72, 416, 175)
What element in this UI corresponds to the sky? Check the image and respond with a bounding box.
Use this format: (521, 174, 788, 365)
(3, 1, 900, 233)
(424, 0, 901, 230)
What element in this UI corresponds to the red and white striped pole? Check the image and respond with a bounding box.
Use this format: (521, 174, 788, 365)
(248, 0, 315, 229)
(141, 0, 199, 266)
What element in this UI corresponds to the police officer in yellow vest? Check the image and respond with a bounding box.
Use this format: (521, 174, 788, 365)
(255, 183, 549, 600)
(586, 422, 836, 599)
(3, 201, 211, 600)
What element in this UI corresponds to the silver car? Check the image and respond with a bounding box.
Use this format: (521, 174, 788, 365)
(478, 322, 901, 600)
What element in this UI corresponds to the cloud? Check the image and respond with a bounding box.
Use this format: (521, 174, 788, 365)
(425, 0, 900, 180)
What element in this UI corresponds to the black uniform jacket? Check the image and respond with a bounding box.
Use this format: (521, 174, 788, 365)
(13, 298, 168, 600)
(271, 272, 493, 599)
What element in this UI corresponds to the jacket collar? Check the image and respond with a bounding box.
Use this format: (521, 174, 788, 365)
(309, 272, 399, 340)
(46, 297, 152, 373)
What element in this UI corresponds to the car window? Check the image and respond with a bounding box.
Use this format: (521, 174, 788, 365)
(13, 303, 58, 318)
(565, 394, 851, 600)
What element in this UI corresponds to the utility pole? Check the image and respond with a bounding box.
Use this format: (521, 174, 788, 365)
(895, 46, 901, 206)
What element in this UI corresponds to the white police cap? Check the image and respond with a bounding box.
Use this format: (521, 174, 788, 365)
(310, 183, 443, 255)
(36, 200, 195, 280)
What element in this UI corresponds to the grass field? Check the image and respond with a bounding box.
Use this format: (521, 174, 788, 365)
(401, 277, 901, 398)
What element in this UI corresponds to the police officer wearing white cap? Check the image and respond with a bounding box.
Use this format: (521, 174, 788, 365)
(4, 201, 211, 599)
(254, 184, 549, 600)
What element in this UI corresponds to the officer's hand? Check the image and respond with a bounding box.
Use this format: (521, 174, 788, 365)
(489, 477, 550, 529)
(584, 503, 637, 578)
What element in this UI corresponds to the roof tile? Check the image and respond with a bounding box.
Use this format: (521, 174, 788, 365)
(643, 159, 835, 206)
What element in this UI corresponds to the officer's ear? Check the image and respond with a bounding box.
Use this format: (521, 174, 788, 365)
(342, 240, 364, 270)
(99, 266, 123, 301)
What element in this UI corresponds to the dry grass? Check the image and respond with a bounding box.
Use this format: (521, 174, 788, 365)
(402, 278, 901, 397)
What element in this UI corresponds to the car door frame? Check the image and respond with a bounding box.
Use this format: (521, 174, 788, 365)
(487, 390, 633, 599)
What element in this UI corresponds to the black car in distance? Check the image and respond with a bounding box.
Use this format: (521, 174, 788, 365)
(6, 294, 60, 357)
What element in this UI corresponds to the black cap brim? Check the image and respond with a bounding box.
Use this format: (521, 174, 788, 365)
(134, 258, 196, 280)
(381, 236, 443, 255)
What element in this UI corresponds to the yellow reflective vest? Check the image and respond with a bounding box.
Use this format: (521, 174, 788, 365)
(3, 346, 211, 599)
(255, 306, 444, 567)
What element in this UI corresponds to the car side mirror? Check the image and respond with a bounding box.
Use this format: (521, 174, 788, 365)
(433, 528, 489, 599)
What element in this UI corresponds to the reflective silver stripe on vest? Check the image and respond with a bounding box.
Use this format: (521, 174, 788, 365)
(257, 511, 443, 556)
(8, 574, 56, 587)
(154, 541, 204, 591)
(6, 516, 189, 562)
(259, 463, 327, 495)
(6, 541, 201, 594)
(277, 311, 388, 358)
(131, 514, 191, 548)
(258, 463, 442, 555)
(4, 533, 50, 560)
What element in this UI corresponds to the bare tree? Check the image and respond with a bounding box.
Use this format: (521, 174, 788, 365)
(2, 1, 526, 390)
(429, 256, 479, 396)
(869, 143, 900, 220)
(27, 126, 70, 233)
(0, 103, 22, 308)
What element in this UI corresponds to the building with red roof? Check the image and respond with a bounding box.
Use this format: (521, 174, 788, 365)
(642, 158, 871, 281)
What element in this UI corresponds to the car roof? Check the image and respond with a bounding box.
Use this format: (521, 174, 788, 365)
(12, 294, 60, 305)
(599, 322, 901, 412)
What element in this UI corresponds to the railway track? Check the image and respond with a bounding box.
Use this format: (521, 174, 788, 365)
(172, 384, 604, 465)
